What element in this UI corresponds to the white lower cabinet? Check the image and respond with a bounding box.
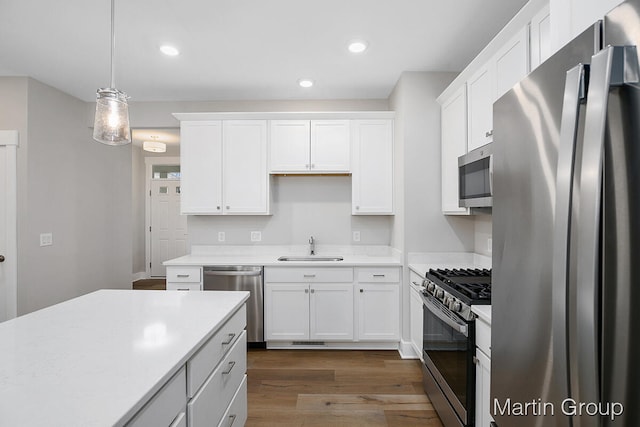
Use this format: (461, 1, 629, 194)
(264, 281, 354, 341)
(166, 266, 203, 291)
(355, 267, 400, 341)
(217, 375, 248, 427)
(474, 315, 493, 427)
(409, 282, 423, 359)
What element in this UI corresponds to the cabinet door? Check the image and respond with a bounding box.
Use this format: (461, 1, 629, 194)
(356, 283, 400, 341)
(310, 120, 350, 172)
(475, 349, 493, 427)
(441, 85, 470, 215)
(351, 120, 394, 215)
(409, 287, 423, 360)
(467, 65, 494, 151)
(309, 284, 354, 341)
(265, 283, 309, 340)
(222, 120, 269, 214)
(530, 5, 551, 71)
(180, 121, 222, 214)
(494, 25, 529, 100)
(269, 120, 310, 172)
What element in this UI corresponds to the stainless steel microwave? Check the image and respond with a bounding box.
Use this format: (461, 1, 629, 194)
(458, 143, 492, 208)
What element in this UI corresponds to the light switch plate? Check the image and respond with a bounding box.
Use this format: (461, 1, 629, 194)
(40, 233, 53, 247)
(218, 232, 225, 242)
(251, 231, 262, 242)
(353, 231, 361, 242)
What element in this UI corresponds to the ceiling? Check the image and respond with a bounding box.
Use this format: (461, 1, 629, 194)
(0, 0, 528, 103)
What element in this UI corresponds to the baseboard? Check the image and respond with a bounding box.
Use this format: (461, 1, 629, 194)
(398, 339, 420, 359)
(266, 341, 400, 351)
(132, 272, 149, 282)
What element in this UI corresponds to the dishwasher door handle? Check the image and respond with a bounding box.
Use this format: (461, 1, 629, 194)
(204, 270, 262, 277)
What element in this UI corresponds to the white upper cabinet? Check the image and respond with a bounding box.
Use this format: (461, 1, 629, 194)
(530, 4, 551, 71)
(270, 120, 350, 173)
(310, 120, 350, 172)
(494, 25, 529, 100)
(351, 120, 394, 215)
(222, 120, 269, 214)
(180, 120, 269, 215)
(441, 85, 470, 215)
(180, 121, 223, 214)
(467, 64, 495, 151)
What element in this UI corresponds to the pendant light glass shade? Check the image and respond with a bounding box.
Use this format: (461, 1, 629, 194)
(93, 88, 131, 145)
(92, 0, 131, 145)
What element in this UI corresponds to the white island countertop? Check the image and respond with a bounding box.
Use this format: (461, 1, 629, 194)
(0, 289, 249, 427)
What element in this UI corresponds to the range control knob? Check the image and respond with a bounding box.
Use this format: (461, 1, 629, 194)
(436, 289, 445, 299)
(426, 282, 436, 293)
(451, 301, 463, 312)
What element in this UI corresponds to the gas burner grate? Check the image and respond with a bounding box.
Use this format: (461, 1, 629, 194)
(427, 268, 492, 304)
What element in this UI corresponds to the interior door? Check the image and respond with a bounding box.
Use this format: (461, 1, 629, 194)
(150, 179, 188, 277)
(0, 131, 19, 321)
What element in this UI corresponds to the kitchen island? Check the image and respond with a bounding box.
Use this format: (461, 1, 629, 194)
(0, 289, 249, 427)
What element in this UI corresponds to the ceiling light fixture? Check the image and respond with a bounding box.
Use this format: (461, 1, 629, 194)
(160, 45, 180, 56)
(93, 0, 131, 146)
(298, 79, 314, 88)
(348, 41, 368, 54)
(143, 136, 166, 153)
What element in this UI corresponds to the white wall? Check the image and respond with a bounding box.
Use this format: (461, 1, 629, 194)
(0, 77, 132, 315)
(474, 214, 493, 257)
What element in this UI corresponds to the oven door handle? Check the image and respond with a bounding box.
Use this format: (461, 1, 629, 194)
(421, 293, 468, 337)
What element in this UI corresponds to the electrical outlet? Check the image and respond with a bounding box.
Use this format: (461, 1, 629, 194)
(251, 231, 262, 242)
(218, 231, 225, 242)
(353, 231, 361, 242)
(488, 237, 492, 253)
(40, 233, 53, 247)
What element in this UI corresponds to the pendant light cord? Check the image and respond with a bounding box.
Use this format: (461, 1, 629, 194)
(110, 0, 115, 88)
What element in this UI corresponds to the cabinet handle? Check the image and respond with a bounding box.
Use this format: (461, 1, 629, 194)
(226, 206, 230, 210)
(305, 289, 309, 293)
(177, 288, 190, 291)
(310, 288, 315, 294)
(485, 130, 493, 137)
(360, 289, 364, 293)
(222, 361, 236, 375)
(222, 333, 236, 345)
(305, 164, 310, 169)
(303, 274, 316, 278)
(473, 356, 479, 365)
(373, 274, 385, 278)
(177, 274, 190, 278)
(216, 206, 221, 210)
(311, 163, 315, 169)
(227, 414, 237, 427)
(355, 206, 360, 210)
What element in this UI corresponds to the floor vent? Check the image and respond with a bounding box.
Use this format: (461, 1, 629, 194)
(292, 341, 325, 346)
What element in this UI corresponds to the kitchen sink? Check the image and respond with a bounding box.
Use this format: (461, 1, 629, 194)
(277, 256, 344, 262)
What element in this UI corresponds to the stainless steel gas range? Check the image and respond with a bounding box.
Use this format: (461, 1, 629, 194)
(420, 268, 491, 427)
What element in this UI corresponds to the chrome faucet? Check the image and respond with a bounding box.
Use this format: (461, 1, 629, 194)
(309, 236, 315, 255)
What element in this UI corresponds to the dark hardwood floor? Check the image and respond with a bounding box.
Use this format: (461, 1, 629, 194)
(132, 279, 166, 290)
(247, 349, 443, 427)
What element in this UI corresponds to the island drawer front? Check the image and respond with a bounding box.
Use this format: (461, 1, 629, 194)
(187, 305, 247, 398)
(476, 316, 491, 357)
(167, 267, 202, 283)
(188, 331, 247, 427)
(356, 267, 400, 283)
(265, 267, 353, 283)
(127, 367, 187, 427)
(167, 283, 201, 291)
(216, 375, 248, 427)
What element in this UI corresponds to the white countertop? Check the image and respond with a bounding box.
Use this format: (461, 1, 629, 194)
(164, 245, 402, 267)
(0, 289, 249, 427)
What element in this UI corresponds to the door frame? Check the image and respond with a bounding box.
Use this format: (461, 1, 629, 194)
(144, 156, 180, 279)
(0, 130, 19, 321)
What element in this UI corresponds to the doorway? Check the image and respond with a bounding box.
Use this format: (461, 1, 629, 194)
(150, 178, 188, 276)
(0, 130, 18, 321)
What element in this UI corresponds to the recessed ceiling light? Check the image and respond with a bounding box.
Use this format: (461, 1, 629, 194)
(348, 41, 368, 54)
(298, 79, 314, 88)
(160, 45, 180, 56)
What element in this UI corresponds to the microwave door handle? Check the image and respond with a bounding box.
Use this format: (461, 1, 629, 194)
(575, 46, 639, 416)
(551, 63, 587, 405)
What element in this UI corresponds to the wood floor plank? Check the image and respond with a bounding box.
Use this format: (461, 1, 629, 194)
(296, 393, 434, 411)
(255, 379, 418, 395)
(384, 409, 444, 427)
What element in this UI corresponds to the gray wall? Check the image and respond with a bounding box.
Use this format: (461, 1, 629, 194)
(0, 77, 132, 315)
(474, 214, 493, 257)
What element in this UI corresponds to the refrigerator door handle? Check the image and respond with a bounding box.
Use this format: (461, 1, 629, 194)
(552, 63, 587, 405)
(576, 45, 639, 423)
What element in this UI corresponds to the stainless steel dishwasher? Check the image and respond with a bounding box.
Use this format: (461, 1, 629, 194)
(203, 266, 264, 343)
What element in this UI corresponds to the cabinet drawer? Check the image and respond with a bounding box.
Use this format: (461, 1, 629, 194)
(167, 267, 202, 283)
(409, 270, 425, 288)
(216, 375, 248, 427)
(187, 305, 246, 397)
(127, 367, 186, 427)
(476, 317, 491, 357)
(188, 331, 247, 427)
(357, 267, 400, 283)
(167, 283, 201, 291)
(265, 267, 353, 283)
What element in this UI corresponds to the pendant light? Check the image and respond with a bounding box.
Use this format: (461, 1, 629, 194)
(93, 0, 131, 145)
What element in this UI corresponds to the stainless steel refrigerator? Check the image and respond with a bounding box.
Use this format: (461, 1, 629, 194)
(492, 1, 640, 426)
